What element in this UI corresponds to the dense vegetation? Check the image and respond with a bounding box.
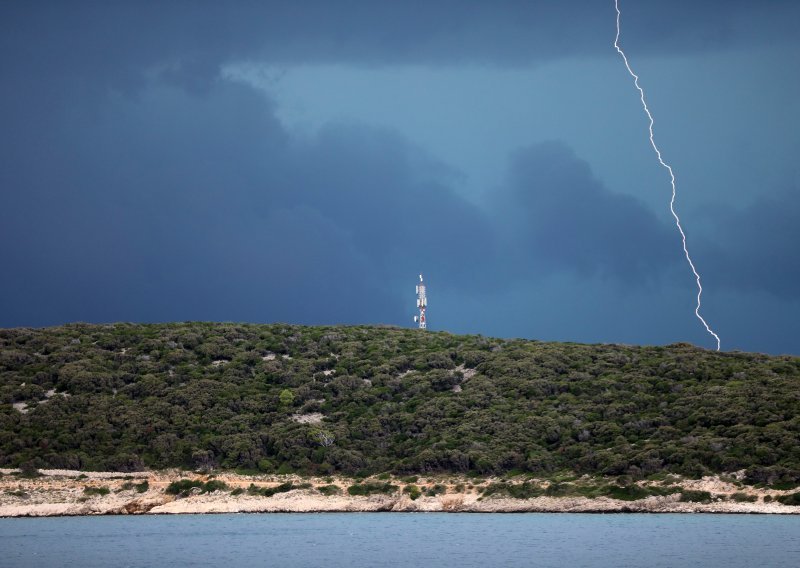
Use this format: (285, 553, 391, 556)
(1, 323, 799, 487)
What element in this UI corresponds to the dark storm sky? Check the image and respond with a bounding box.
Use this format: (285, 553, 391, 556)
(1, 1, 799, 354)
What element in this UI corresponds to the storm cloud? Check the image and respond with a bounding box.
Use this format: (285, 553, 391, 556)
(494, 141, 675, 284)
(1, 1, 799, 354)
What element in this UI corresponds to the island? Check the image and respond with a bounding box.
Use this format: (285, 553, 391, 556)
(1, 323, 798, 515)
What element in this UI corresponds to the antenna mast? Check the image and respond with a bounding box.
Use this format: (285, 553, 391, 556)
(414, 274, 427, 329)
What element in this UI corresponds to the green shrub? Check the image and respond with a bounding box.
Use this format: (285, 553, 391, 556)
(248, 482, 306, 497)
(202, 479, 229, 493)
(776, 492, 800, 506)
(269, 482, 296, 496)
(679, 490, 712, 503)
(544, 482, 572, 497)
(481, 483, 503, 497)
(770, 481, 800, 491)
(165, 479, 203, 495)
(347, 482, 397, 496)
(318, 484, 342, 496)
(603, 484, 651, 501)
(730, 492, 757, 503)
(403, 485, 422, 500)
(279, 389, 295, 407)
(18, 463, 41, 478)
(482, 482, 544, 499)
(3, 322, 800, 481)
(650, 485, 682, 497)
(83, 486, 110, 496)
(119, 479, 148, 492)
(257, 459, 274, 473)
(425, 484, 446, 497)
(262, 482, 294, 497)
(230, 487, 244, 496)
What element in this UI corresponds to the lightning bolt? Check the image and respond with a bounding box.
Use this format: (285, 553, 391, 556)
(613, 0, 721, 351)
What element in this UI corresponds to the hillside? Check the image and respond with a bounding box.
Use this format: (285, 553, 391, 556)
(1, 323, 799, 487)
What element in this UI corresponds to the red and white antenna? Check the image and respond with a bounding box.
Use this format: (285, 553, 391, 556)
(414, 274, 427, 329)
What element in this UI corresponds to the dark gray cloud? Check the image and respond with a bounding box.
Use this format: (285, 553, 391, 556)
(0, 76, 496, 327)
(1, 1, 798, 353)
(699, 188, 800, 299)
(279, 124, 497, 288)
(0, 64, 665, 329)
(493, 141, 676, 284)
(3, 1, 795, 100)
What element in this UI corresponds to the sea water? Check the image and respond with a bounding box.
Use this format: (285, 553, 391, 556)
(1, 513, 798, 567)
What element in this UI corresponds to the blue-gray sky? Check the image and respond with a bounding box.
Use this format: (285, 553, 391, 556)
(1, 1, 799, 354)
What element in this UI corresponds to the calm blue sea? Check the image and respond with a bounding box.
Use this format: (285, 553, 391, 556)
(1, 513, 798, 568)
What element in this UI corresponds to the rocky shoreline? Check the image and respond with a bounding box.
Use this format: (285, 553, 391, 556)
(1, 469, 797, 517)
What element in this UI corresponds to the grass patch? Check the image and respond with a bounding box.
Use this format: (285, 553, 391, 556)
(83, 486, 110, 496)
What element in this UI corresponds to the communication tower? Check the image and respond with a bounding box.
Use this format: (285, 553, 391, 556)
(414, 274, 427, 329)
